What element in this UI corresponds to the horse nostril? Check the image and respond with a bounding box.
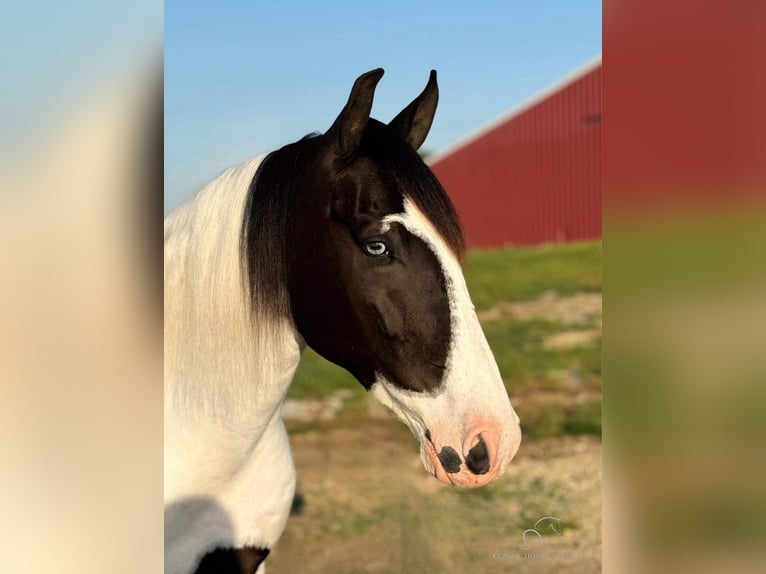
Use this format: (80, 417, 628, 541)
(437, 446, 462, 474)
(464, 435, 490, 475)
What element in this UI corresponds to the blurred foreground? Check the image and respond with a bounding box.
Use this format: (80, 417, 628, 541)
(604, 1, 766, 572)
(0, 54, 163, 574)
(603, 210, 766, 574)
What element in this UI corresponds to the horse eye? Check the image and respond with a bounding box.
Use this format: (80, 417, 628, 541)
(363, 240, 389, 257)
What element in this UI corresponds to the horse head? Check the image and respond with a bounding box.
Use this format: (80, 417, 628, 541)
(242, 69, 521, 488)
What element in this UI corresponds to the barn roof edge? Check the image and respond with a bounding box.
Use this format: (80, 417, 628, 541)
(427, 55, 602, 167)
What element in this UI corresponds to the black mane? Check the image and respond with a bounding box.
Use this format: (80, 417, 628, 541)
(240, 134, 324, 321)
(240, 120, 465, 320)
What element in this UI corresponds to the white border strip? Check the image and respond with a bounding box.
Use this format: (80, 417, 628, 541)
(427, 55, 602, 166)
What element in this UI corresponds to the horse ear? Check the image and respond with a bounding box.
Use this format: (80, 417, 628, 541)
(389, 70, 438, 151)
(326, 68, 384, 160)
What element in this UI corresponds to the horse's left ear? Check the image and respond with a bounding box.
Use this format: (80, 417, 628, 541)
(389, 70, 439, 151)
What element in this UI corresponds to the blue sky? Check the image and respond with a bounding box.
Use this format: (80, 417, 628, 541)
(165, 0, 601, 213)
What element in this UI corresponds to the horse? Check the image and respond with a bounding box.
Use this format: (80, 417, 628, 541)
(164, 68, 522, 574)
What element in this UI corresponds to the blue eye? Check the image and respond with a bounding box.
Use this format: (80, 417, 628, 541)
(363, 240, 389, 257)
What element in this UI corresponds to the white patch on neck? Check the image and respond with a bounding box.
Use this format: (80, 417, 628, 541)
(164, 155, 302, 573)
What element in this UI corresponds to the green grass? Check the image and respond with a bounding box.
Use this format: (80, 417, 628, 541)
(463, 240, 602, 310)
(288, 240, 602, 438)
(483, 318, 602, 393)
(288, 347, 360, 400)
(518, 398, 602, 440)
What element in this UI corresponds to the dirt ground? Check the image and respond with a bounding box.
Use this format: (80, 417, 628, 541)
(269, 408, 601, 574)
(477, 291, 602, 326)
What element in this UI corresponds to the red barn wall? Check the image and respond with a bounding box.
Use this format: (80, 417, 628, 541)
(430, 63, 602, 249)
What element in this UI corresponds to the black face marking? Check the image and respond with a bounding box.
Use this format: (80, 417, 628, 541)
(194, 545, 270, 574)
(290, 213, 451, 391)
(437, 446, 463, 474)
(240, 70, 465, 394)
(424, 428, 432, 442)
(465, 436, 491, 475)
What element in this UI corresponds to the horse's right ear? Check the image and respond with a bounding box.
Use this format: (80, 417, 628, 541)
(326, 68, 384, 160)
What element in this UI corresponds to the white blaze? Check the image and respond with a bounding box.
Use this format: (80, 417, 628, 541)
(372, 198, 521, 482)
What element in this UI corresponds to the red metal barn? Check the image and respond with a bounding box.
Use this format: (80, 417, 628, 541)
(429, 59, 602, 248)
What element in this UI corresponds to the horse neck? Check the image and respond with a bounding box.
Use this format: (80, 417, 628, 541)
(164, 155, 303, 428)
